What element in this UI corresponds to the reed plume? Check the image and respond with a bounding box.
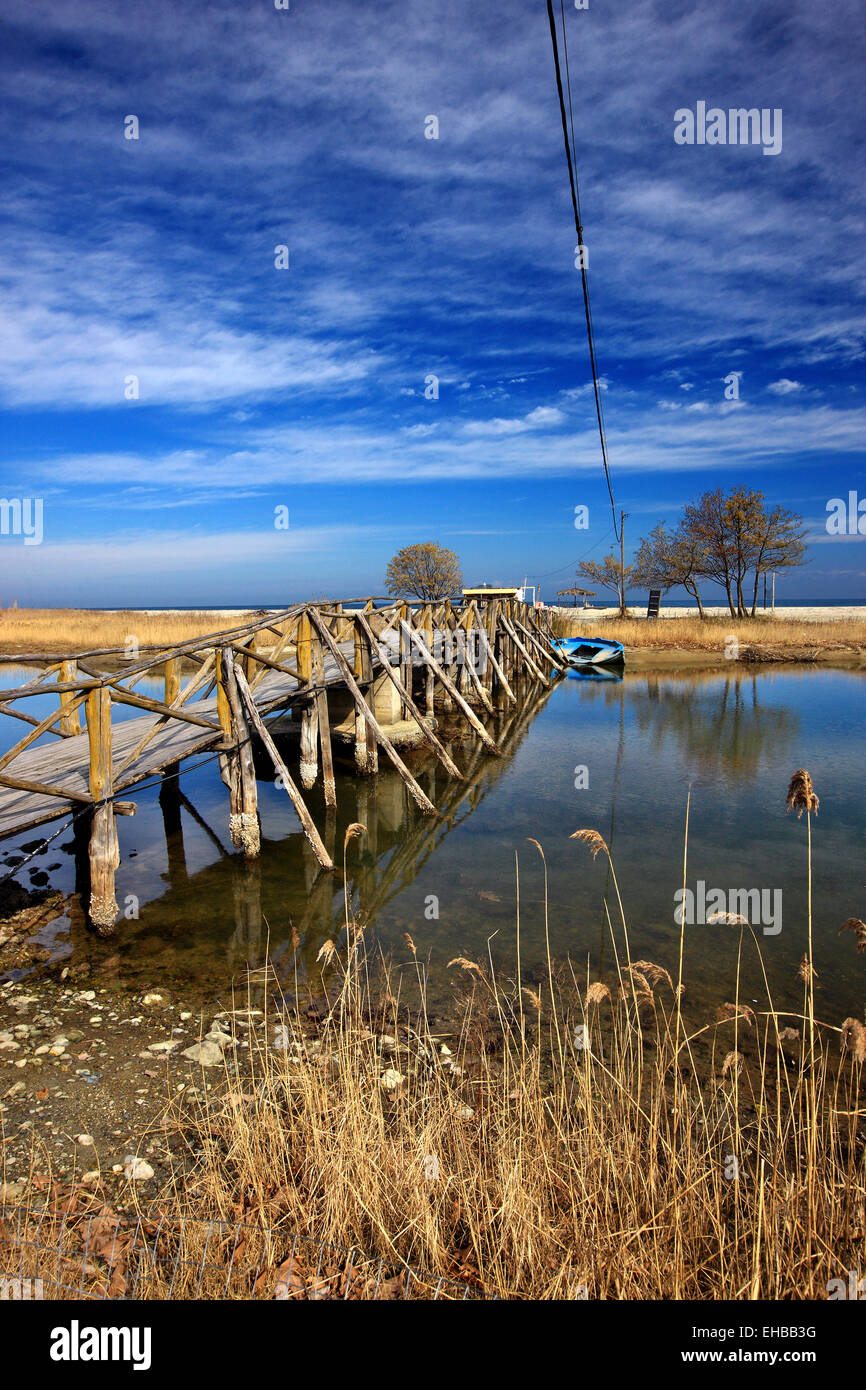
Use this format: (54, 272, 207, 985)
(785, 769, 819, 818)
(569, 828, 608, 860)
(839, 918, 866, 952)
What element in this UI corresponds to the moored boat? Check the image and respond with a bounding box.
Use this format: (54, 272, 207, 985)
(552, 635, 625, 667)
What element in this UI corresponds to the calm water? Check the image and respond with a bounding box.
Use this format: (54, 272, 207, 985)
(1, 664, 864, 1025)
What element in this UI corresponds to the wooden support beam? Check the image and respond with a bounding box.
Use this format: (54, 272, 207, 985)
(353, 610, 463, 779)
(307, 609, 436, 813)
(396, 618, 500, 754)
(59, 661, 81, 736)
(455, 608, 494, 712)
(514, 613, 567, 672)
(296, 612, 318, 790)
(163, 656, 181, 707)
(85, 686, 119, 935)
(351, 618, 378, 775)
(311, 629, 336, 808)
(399, 602, 412, 716)
(108, 687, 221, 730)
(423, 605, 435, 716)
(220, 648, 261, 856)
(113, 650, 216, 783)
(234, 667, 334, 871)
(499, 613, 549, 686)
(0, 772, 91, 802)
(479, 621, 517, 705)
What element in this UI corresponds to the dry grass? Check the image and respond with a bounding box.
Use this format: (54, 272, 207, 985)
(5, 773, 864, 1301)
(0, 609, 259, 658)
(550, 611, 866, 654)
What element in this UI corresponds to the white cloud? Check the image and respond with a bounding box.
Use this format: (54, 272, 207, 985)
(525, 406, 565, 426)
(768, 379, 805, 395)
(401, 423, 437, 437)
(463, 405, 564, 436)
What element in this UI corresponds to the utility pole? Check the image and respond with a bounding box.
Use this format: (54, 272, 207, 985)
(619, 510, 628, 617)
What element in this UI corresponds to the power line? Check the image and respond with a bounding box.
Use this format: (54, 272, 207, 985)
(546, 0, 621, 544)
(529, 525, 614, 581)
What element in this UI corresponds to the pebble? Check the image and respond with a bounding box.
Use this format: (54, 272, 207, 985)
(182, 1040, 224, 1067)
(76, 1134, 95, 1146)
(379, 1068, 404, 1091)
(123, 1156, 154, 1181)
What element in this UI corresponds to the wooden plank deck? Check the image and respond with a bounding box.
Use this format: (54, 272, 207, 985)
(0, 650, 351, 840)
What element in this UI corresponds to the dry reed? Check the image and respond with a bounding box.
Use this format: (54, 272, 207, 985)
(0, 608, 260, 657)
(549, 611, 866, 654)
(5, 771, 865, 1301)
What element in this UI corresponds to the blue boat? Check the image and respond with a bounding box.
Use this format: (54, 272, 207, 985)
(552, 635, 625, 668)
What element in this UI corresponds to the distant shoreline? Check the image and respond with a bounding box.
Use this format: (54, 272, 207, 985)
(547, 604, 866, 622)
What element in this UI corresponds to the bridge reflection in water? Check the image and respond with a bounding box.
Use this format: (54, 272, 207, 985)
(58, 676, 556, 997)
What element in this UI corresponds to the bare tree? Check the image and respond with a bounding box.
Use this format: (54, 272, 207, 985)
(633, 522, 709, 618)
(578, 552, 633, 617)
(681, 487, 806, 618)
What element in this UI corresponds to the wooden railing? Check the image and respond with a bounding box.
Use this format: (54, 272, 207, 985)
(0, 597, 566, 931)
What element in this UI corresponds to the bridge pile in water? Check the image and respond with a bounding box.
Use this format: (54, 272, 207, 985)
(0, 597, 567, 932)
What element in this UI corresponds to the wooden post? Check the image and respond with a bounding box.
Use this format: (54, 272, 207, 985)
(352, 618, 368, 774)
(296, 612, 319, 790)
(441, 601, 454, 709)
(85, 686, 119, 934)
(163, 656, 181, 708)
(352, 617, 378, 775)
(234, 666, 334, 871)
(456, 608, 473, 698)
(59, 660, 80, 736)
(307, 608, 436, 812)
(242, 631, 257, 682)
(219, 648, 260, 856)
(311, 627, 337, 808)
(423, 605, 435, 716)
(396, 618, 500, 754)
(478, 602, 494, 694)
(481, 603, 517, 705)
(500, 612, 549, 686)
(353, 610, 463, 779)
(399, 602, 412, 716)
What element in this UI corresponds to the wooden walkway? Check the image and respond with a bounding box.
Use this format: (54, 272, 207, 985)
(0, 597, 567, 931)
(0, 649, 351, 839)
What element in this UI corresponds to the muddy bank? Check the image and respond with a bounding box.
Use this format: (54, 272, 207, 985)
(624, 646, 866, 672)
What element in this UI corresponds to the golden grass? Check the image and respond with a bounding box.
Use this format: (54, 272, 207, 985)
(550, 611, 866, 653)
(8, 773, 862, 1301)
(0, 608, 259, 657)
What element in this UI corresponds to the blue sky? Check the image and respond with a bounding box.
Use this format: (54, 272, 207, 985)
(0, 0, 863, 606)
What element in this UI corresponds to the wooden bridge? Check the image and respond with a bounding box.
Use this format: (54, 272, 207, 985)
(0, 597, 567, 932)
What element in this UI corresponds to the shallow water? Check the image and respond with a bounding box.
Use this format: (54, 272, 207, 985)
(1, 664, 864, 1028)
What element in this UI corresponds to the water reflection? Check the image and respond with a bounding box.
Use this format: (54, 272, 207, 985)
(2, 666, 864, 1025)
(47, 679, 556, 998)
(626, 671, 799, 783)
